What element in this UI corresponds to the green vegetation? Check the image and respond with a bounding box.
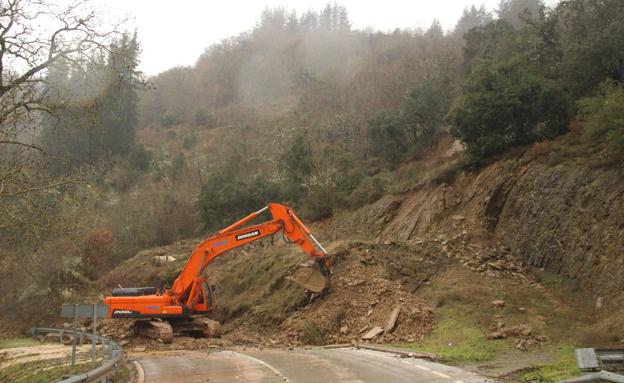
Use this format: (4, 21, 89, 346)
(197, 157, 283, 229)
(580, 81, 624, 157)
(397, 306, 510, 363)
(451, 59, 569, 162)
(111, 361, 134, 383)
(0, 337, 38, 349)
(210, 249, 307, 325)
(0, 360, 91, 383)
(300, 320, 326, 346)
(42, 32, 142, 165)
(523, 346, 580, 382)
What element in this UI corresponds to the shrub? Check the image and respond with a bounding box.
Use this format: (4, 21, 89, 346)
(579, 80, 624, 156)
(301, 183, 334, 221)
(128, 144, 152, 171)
(197, 159, 283, 230)
(83, 228, 114, 277)
(451, 59, 571, 162)
(194, 108, 214, 127)
(169, 154, 186, 180)
(182, 131, 197, 149)
(159, 111, 182, 127)
(300, 320, 325, 345)
(348, 175, 386, 208)
(367, 111, 408, 166)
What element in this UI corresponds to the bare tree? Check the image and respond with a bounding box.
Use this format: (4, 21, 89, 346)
(0, 0, 123, 245)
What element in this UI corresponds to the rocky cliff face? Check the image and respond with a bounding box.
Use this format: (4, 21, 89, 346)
(328, 150, 624, 305)
(496, 163, 624, 302)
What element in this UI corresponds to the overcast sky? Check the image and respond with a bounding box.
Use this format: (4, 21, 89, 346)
(88, 0, 559, 75)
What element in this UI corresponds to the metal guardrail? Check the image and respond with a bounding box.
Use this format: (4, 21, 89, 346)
(560, 370, 624, 383)
(558, 348, 624, 383)
(29, 327, 123, 383)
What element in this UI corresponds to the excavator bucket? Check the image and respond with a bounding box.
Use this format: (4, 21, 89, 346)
(287, 261, 330, 292)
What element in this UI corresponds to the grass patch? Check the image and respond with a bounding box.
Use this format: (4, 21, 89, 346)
(0, 337, 38, 349)
(0, 359, 91, 383)
(522, 346, 580, 382)
(111, 360, 133, 382)
(300, 320, 325, 345)
(210, 248, 309, 324)
(395, 306, 511, 364)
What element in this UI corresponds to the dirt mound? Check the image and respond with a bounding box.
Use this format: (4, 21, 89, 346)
(95, 239, 441, 348)
(224, 242, 438, 347)
(95, 232, 541, 350)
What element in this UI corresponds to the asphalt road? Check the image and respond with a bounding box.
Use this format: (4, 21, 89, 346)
(136, 347, 494, 383)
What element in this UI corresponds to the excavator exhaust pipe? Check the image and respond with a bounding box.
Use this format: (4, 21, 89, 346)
(288, 258, 331, 293)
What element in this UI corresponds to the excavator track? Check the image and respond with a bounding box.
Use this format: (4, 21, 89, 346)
(170, 317, 222, 338)
(134, 320, 174, 344)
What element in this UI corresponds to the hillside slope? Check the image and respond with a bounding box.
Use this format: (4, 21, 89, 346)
(93, 136, 622, 381)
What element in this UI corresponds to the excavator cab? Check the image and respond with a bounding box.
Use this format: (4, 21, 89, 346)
(194, 281, 216, 313)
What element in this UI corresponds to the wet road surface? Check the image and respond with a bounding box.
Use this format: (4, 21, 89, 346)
(136, 347, 494, 383)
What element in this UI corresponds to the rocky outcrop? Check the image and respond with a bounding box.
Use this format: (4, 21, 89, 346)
(329, 153, 624, 304)
(496, 164, 624, 301)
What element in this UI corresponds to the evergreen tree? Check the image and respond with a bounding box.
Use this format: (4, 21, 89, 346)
(497, 0, 541, 26)
(453, 5, 493, 38)
(42, 32, 142, 164)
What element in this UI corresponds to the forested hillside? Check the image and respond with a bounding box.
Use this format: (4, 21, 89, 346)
(1, 0, 623, 337)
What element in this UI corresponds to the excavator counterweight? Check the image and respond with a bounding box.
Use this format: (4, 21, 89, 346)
(103, 203, 331, 342)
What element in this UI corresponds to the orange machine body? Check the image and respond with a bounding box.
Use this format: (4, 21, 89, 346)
(103, 203, 328, 319)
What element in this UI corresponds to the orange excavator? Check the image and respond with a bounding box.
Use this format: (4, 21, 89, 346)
(103, 203, 332, 343)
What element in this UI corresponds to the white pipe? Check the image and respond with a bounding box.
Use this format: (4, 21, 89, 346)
(309, 233, 328, 255)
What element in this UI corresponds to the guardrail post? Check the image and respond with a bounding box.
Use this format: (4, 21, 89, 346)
(60, 329, 64, 344)
(91, 304, 98, 369)
(71, 304, 78, 368)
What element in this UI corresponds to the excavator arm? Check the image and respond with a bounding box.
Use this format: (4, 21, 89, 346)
(171, 203, 331, 310)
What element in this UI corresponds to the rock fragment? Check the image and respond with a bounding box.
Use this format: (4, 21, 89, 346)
(361, 326, 384, 340)
(384, 307, 401, 333)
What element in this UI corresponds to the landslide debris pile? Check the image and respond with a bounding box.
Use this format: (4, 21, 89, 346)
(223, 241, 443, 347)
(95, 236, 542, 350)
(435, 230, 534, 283)
(488, 322, 546, 351)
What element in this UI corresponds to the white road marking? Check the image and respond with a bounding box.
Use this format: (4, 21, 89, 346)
(133, 360, 145, 383)
(231, 351, 289, 381)
(455, 380, 466, 383)
(415, 365, 431, 371)
(431, 371, 451, 379)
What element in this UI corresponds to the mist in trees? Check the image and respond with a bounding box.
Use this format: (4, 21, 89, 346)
(42, 32, 142, 165)
(133, 0, 624, 228)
